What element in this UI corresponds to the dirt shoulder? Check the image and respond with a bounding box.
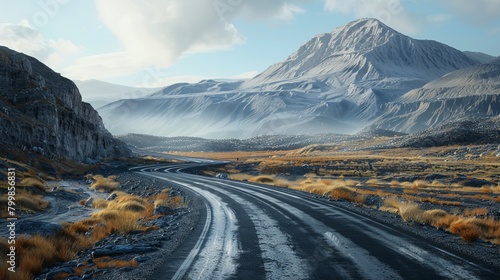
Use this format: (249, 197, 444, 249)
(31, 169, 202, 280)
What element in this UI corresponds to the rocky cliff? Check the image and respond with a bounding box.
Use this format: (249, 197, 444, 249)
(0, 46, 131, 162)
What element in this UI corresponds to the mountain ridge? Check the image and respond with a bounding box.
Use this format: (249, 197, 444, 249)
(97, 18, 496, 138)
(372, 58, 500, 133)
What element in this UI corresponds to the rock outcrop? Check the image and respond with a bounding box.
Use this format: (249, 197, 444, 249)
(0, 46, 131, 162)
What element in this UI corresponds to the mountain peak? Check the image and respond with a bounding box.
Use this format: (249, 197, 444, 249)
(325, 18, 402, 53)
(339, 18, 391, 31)
(246, 18, 477, 88)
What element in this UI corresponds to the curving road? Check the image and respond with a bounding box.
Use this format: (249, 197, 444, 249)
(131, 159, 498, 280)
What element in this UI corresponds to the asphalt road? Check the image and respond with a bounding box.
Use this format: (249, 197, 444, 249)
(131, 160, 499, 280)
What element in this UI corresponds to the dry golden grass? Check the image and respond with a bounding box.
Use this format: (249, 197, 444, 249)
(463, 208, 488, 217)
(432, 214, 460, 229)
(0, 190, 49, 216)
(106, 213, 142, 234)
(390, 180, 400, 187)
(87, 192, 150, 234)
(189, 147, 500, 245)
(92, 198, 109, 209)
(88, 175, 120, 193)
(468, 217, 500, 244)
(153, 189, 186, 209)
(94, 258, 138, 269)
(378, 199, 500, 244)
(421, 209, 448, 225)
(411, 180, 430, 189)
(19, 178, 46, 191)
(450, 219, 481, 243)
(0, 229, 91, 279)
(328, 186, 365, 204)
(382, 197, 401, 209)
(91, 209, 120, 221)
(366, 179, 384, 186)
(248, 175, 293, 188)
(250, 176, 276, 184)
(400, 182, 414, 188)
(293, 179, 365, 204)
(430, 180, 446, 188)
(108, 201, 146, 212)
(397, 201, 424, 222)
(1, 187, 188, 278)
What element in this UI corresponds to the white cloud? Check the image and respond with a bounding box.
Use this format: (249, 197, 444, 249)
(239, 0, 309, 20)
(438, 0, 500, 25)
(427, 14, 453, 24)
(67, 0, 308, 80)
(323, 0, 424, 34)
(0, 23, 81, 69)
(274, 3, 306, 21)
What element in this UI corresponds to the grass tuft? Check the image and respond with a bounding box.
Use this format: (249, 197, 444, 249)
(450, 219, 480, 243)
(19, 178, 46, 191)
(250, 176, 275, 184)
(397, 201, 424, 222)
(88, 175, 120, 193)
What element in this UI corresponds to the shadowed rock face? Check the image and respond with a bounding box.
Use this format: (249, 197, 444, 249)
(0, 46, 131, 162)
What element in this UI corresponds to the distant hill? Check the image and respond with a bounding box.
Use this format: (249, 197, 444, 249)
(74, 79, 159, 109)
(382, 117, 500, 148)
(463, 51, 497, 64)
(0, 46, 131, 163)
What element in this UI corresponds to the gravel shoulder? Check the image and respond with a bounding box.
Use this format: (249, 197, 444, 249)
(36, 170, 202, 280)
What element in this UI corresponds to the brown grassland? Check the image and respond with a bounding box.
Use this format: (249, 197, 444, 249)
(176, 144, 500, 245)
(0, 173, 185, 279)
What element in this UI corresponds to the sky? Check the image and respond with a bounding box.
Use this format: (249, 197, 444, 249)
(0, 0, 499, 88)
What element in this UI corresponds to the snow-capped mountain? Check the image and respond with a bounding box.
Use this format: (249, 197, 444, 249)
(246, 18, 477, 88)
(372, 58, 500, 132)
(98, 18, 490, 138)
(242, 18, 480, 120)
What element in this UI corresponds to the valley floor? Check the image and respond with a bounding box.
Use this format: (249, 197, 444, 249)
(2, 145, 500, 279)
(173, 144, 500, 266)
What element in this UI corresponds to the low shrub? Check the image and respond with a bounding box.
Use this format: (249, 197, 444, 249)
(250, 176, 275, 184)
(19, 178, 46, 192)
(463, 208, 488, 217)
(398, 201, 424, 222)
(412, 180, 430, 189)
(450, 219, 480, 243)
(88, 175, 120, 193)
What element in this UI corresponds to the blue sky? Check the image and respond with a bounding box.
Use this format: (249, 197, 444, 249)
(0, 0, 499, 87)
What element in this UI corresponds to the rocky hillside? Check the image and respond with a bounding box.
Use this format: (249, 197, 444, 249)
(0, 46, 131, 163)
(381, 116, 500, 148)
(373, 59, 500, 133)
